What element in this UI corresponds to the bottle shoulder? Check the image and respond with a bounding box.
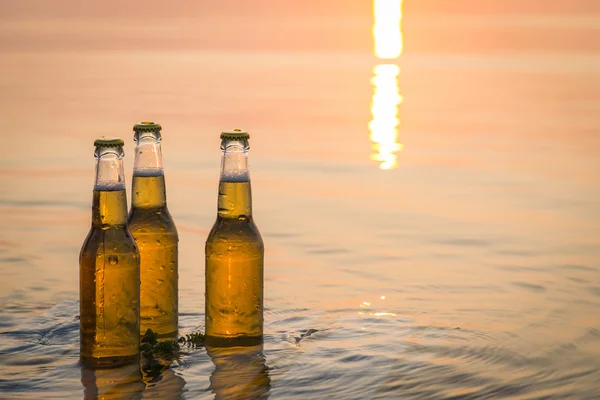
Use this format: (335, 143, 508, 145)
(80, 226, 139, 260)
(206, 217, 263, 248)
(128, 206, 178, 235)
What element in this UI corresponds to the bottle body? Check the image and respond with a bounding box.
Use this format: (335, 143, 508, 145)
(128, 124, 179, 339)
(205, 204, 264, 344)
(205, 132, 264, 346)
(128, 174, 179, 338)
(80, 140, 140, 367)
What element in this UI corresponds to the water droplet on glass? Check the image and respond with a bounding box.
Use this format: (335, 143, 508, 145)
(108, 255, 118, 265)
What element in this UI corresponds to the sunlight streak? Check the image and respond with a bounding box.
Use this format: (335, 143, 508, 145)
(373, 0, 403, 59)
(370, 0, 403, 170)
(369, 64, 403, 170)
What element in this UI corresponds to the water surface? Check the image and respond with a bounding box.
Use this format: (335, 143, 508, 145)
(1, 1, 600, 399)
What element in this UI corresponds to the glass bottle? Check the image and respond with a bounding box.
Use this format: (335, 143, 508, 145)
(80, 137, 140, 367)
(205, 129, 264, 346)
(128, 122, 179, 339)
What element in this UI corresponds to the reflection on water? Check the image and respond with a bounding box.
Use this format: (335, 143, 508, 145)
(81, 363, 145, 400)
(373, 0, 404, 59)
(369, 64, 403, 170)
(207, 344, 271, 399)
(370, 0, 404, 170)
(80, 362, 186, 400)
(142, 366, 187, 400)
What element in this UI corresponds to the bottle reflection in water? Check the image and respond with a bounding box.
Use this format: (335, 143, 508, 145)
(141, 366, 186, 400)
(205, 129, 264, 346)
(80, 137, 140, 368)
(80, 361, 145, 399)
(207, 344, 271, 399)
(128, 122, 179, 339)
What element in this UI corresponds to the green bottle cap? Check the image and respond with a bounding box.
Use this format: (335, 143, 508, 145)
(221, 129, 250, 140)
(133, 121, 162, 133)
(94, 137, 124, 148)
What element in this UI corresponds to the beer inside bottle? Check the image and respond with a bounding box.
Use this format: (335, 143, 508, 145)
(128, 122, 179, 339)
(80, 137, 140, 368)
(205, 129, 264, 346)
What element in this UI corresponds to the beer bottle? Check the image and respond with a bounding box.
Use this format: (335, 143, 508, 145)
(128, 122, 179, 339)
(205, 129, 264, 346)
(80, 137, 140, 368)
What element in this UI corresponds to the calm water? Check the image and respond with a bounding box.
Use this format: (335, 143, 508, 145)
(1, 1, 600, 399)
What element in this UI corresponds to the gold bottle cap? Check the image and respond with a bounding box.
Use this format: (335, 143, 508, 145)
(133, 121, 162, 133)
(221, 129, 250, 140)
(94, 137, 124, 148)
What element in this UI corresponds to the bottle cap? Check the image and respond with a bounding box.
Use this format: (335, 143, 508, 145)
(94, 137, 124, 148)
(133, 121, 162, 133)
(221, 129, 250, 140)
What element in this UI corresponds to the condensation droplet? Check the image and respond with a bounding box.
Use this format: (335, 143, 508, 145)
(108, 255, 118, 265)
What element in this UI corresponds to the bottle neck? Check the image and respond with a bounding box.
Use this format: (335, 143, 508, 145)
(94, 150, 125, 191)
(92, 149, 127, 226)
(92, 190, 128, 226)
(132, 133, 166, 209)
(218, 140, 252, 219)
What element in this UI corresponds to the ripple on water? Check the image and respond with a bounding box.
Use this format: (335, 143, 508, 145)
(556, 264, 598, 272)
(1, 300, 599, 399)
(0, 257, 28, 263)
(435, 238, 492, 247)
(587, 286, 600, 297)
(511, 281, 547, 292)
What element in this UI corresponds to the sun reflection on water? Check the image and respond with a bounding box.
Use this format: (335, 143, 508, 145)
(373, 0, 403, 59)
(370, 0, 403, 170)
(357, 298, 397, 318)
(369, 64, 403, 170)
